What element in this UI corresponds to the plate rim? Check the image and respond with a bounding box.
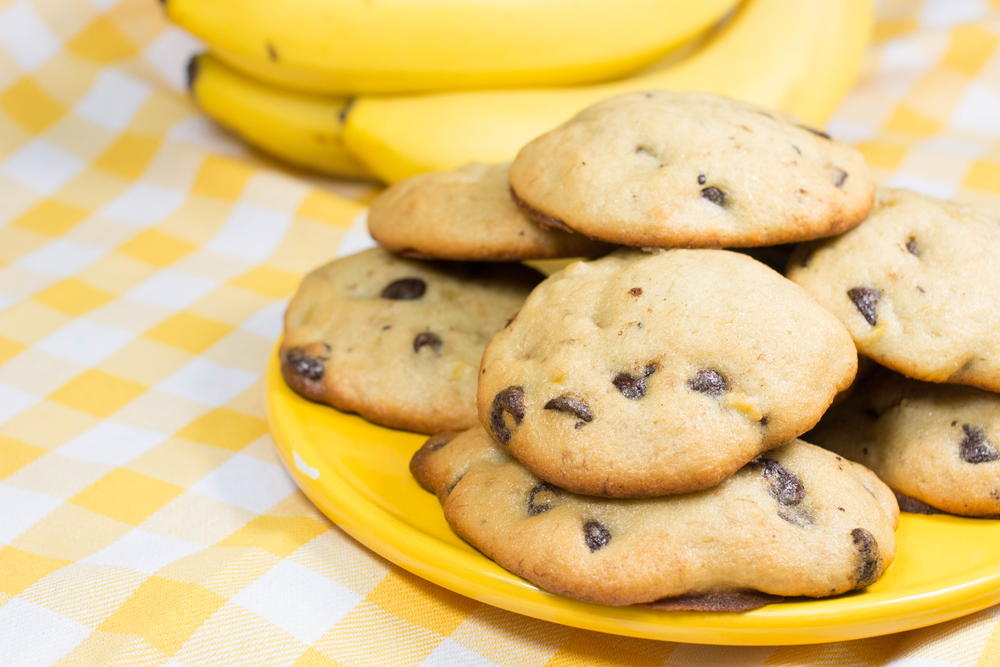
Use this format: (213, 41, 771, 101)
(265, 344, 1000, 646)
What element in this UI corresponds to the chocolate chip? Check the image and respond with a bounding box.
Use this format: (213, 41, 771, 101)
(851, 528, 881, 588)
(687, 369, 728, 396)
(527, 483, 558, 516)
(583, 520, 611, 551)
(382, 277, 426, 300)
(906, 237, 919, 256)
(697, 173, 707, 185)
(847, 287, 881, 326)
(628, 287, 643, 296)
(285, 347, 326, 381)
(544, 395, 592, 424)
(800, 124, 831, 140)
(701, 186, 726, 207)
(612, 364, 657, 400)
(959, 424, 1000, 464)
(412, 331, 442, 353)
(756, 458, 805, 506)
(832, 168, 848, 188)
(490, 386, 525, 444)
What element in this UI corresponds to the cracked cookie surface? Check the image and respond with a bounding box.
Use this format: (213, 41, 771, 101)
(808, 368, 1000, 517)
(477, 248, 857, 497)
(368, 162, 611, 261)
(788, 188, 1000, 392)
(411, 429, 898, 608)
(282, 248, 539, 433)
(509, 91, 874, 248)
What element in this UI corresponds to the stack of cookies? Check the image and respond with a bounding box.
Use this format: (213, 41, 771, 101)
(789, 189, 1000, 518)
(281, 90, 998, 610)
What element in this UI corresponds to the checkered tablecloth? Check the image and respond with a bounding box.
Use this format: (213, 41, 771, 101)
(1, 0, 999, 664)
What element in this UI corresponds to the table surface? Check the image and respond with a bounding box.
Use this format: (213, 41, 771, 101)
(1, 0, 999, 665)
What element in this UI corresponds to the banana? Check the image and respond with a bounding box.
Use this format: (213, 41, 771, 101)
(187, 53, 372, 180)
(343, 0, 874, 183)
(164, 0, 739, 95)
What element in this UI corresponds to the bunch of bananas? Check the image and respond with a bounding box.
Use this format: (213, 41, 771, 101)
(166, 0, 873, 184)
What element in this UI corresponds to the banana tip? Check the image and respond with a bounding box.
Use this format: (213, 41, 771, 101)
(186, 54, 200, 92)
(338, 98, 356, 125)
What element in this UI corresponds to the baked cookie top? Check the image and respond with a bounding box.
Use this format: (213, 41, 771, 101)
(477, 248, 858, 497)
(808, 369, 1000, 517)
(788, 188, 1000, 393)
(281, 248, 540, 433)
(368, 162, 611, 261)
(411, 428, 898, 608)
(509, 91, 874, 248)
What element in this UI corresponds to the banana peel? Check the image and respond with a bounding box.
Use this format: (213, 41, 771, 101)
(165, 0, 739, 94)
(342, 0, 874, 183)
(188, 53, 372, 180)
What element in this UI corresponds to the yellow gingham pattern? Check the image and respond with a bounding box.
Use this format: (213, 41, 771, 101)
(0, 0, 998, 664)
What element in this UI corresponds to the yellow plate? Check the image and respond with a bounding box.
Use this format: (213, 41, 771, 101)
(265, 345, 1000, 646)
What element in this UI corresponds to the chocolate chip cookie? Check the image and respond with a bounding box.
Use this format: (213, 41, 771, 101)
(281, 248, 540, 433)
(411, 428, 898, 608)
(368, 162, 611, 261)
(788, 188, 1000, 393)
(477, 248, 858, 497)
(509, 91, 874, 248)
(808, 368, 1000, 517)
